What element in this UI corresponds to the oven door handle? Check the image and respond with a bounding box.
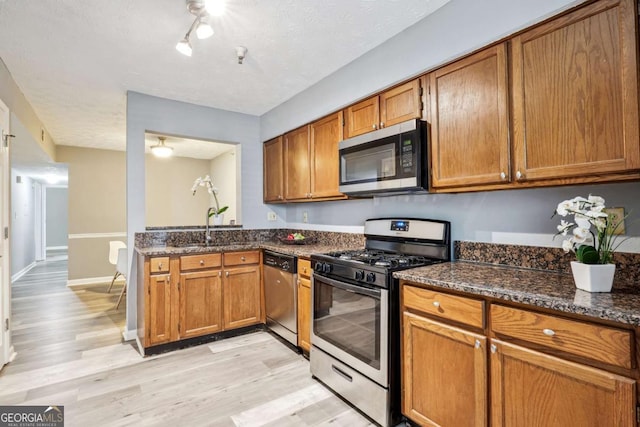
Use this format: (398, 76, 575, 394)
(314, 274, 381, 299)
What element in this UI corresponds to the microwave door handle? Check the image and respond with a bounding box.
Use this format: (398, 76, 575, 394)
(313, 274, 381, 299)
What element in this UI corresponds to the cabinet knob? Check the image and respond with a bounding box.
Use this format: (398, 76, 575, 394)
(432, 301, 440, 308)
(240, 256, 246, 262)
(200, 260, 205, 266)
(225, 271, 229, 277)
(516, 170, 523, 180)
(542, 328, 556, 337)
(218, 271, 222, 277)
(475, 340, 481, 349)
(490, 344, 497, 354)
(380, 122, 384, 128)
(303, 268, 307, 274)
(372, 124, 377, 129)
(278, 195, 283, 200)
(158, 262, 163, 269)
(500, 172, 506, 180)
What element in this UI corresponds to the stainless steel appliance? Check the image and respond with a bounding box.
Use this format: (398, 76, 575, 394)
(310, 218, 450, 427)
(263, 250, 297, 346)
(339, 119, 428, 196)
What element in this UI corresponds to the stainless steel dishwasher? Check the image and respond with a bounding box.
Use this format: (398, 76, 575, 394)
(263, 250, 298, 346)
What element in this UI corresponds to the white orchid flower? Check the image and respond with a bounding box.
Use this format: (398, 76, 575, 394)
(594, 217, 606, 232)
(557, 220, 573, 236)
(574, 215, 591, 230)
(562, 239, 574, 252)
(588, 195, 605, 206)
(556, 200, 572, 216)
(572, 227, 589, 243)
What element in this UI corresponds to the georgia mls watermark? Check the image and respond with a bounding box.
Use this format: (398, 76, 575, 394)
(0, 406, 64, 427)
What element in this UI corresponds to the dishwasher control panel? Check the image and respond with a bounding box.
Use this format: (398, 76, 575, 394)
(264, 251, 297, 273)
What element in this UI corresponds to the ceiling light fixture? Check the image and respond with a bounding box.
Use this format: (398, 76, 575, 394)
(176, 0, 222, 56)
(151, 136, 174, 158)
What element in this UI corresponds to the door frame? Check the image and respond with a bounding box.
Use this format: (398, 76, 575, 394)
(34, 181, 45, 261)
(0, 97, 13, 369)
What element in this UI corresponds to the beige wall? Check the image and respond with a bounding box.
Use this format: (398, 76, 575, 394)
(0, 58, 56, 160)
(145, 154, 211, 227)
(210, 148, 238, 224)
(57, 146, 126, 281)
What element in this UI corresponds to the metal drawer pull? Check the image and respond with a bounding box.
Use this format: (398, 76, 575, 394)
(158, 262, 163, 269)
(474, 340, 481, 349)
(200, 260, 205, 266)
(490, 344, 497, 354)
(433, 301, 440, 307)
(241, 256, 246, 261)
(500, 172, 506, 180)
(543, 328, 556, 337)
(225, 271, 229, 277)
(218, 271, 222, 277)
(331, 365, 353, 382)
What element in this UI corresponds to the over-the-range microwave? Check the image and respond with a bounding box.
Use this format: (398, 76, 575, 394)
(338, 119, 428, 197)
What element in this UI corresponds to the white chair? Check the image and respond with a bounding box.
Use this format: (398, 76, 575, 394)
(107, 241, 126, 293)
(115, 247, 128, 310)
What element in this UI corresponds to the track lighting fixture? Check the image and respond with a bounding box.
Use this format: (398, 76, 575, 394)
(176, 0, 223, 56)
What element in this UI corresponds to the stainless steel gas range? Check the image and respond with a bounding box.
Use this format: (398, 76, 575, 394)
(310, 218, 450, 427)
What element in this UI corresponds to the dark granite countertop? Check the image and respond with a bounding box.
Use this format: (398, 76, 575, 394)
(136, 241, 362, 258)
(394, 261, 640, 327)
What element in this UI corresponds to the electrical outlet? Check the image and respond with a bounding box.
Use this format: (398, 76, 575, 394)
(303, 212, 308, 223)
(267, 212, 277, 221)
(604, 207, 626, 235)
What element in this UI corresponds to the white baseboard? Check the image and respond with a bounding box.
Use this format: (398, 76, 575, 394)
(122, 328, 137, 342)
(11, 262, 37, 283)
(46, 246, 68, 250)
(67, 276, 125, 287)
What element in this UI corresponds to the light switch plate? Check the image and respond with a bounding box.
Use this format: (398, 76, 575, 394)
(267, 212, 277, 221)
(303, 212, 308, 223)
(604, 207, 625, 235)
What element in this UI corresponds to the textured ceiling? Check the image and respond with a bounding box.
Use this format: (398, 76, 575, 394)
(0, 0, 450, 157)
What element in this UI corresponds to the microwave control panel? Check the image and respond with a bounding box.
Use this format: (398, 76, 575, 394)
(401, 138, 414, 172)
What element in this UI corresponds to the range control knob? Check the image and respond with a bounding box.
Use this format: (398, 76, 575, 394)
(366, 272, 376, 283)
(282, 261, 290, 271)
(314, 262, 324, 272)
(322, 263, 332, 274)
(355, 270, 365, 281)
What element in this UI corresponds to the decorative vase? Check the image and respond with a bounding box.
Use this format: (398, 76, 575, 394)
(213, 213, 224, 226)
(570, 261, 615, 293)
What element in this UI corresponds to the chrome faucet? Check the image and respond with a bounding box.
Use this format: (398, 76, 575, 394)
(205, 207, 215, 245)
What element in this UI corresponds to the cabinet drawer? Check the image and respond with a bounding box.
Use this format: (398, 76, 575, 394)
(224, 251, 260, 266)
(298, 258, 311, 278)
(180, 253, 222, 271)
(491, 304, 633, 369)
(150, 257, 170, 273)
(403, 285, 484, 329)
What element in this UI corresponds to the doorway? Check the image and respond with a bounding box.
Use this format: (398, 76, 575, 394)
(0, 97, 12, 369)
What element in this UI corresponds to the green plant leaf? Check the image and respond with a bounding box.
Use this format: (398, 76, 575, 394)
(576, 245, 599, 264)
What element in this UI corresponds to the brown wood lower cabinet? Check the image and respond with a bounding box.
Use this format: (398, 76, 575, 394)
(223, 265, 261, 329)
(147, 273, 173, 346)
(179, 269, 223, 339)
(402, 311, 487, 427)
(490, 339, 635, 426)
(139, 251, 262, 349)
(401, 281, 637, 427)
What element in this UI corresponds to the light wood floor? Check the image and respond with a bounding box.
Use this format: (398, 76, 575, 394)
(0, 254, 375, 426)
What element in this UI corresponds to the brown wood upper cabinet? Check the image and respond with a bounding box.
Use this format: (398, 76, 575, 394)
(282, 113, 345, 202)
(345, 79, 422, 138)
(429, 43, 510, 189)
(511, 0, 640, 183)
(263, 136, 284, 203)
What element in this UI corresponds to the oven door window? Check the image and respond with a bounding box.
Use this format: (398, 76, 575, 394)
(313, 276, 381, 370)
(340, 139, 397, 185)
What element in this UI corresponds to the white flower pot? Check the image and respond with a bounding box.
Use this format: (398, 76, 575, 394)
(570, 261, 615, 293)
(212, 213, 224, 226)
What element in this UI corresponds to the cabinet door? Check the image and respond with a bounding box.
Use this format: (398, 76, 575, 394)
(345, 96, 380, 138)
(297, 276, 311, 352)
(512, 0, 640, 181)
(147, 274, 173, 346)
(284, 125, 311, 200)
(179, 269, 223, 339)
(402, 312, 487, 427)
(310, 111, 345, 200)
(430, 43, 510, 189)
(490, 339, 635, 426)
(223, 265, 261, 330)
(263, 136, 284, 202)
(380, 80, 422, 128)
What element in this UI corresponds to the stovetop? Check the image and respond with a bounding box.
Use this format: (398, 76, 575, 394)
(322, 249, 435, 270)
